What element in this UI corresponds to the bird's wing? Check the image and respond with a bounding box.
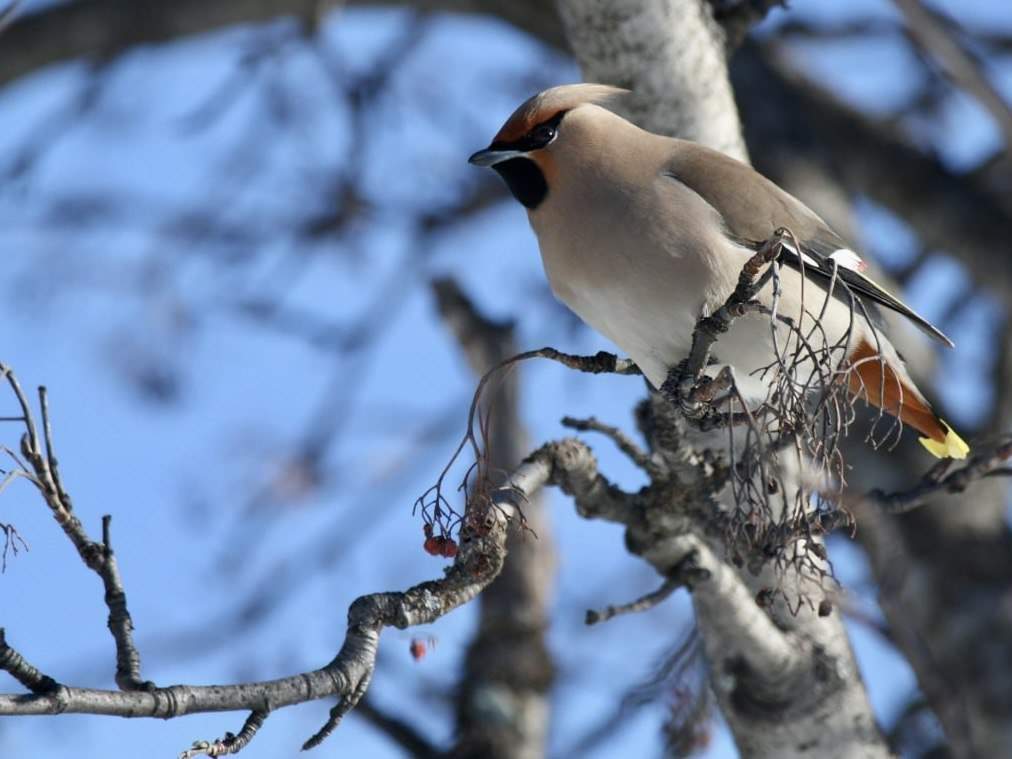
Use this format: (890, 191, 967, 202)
(770, 238, 954, 347)
(662, 140, 954, 348)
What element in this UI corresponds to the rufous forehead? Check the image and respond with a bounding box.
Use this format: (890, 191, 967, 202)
(492, 96, 556, 144)
(489, 84, 628, 146)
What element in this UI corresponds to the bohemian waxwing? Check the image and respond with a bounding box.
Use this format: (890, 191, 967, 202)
(469, 83, 969, 460)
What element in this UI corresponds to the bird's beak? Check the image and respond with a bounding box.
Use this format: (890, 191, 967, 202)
(468, 148, 527, 167)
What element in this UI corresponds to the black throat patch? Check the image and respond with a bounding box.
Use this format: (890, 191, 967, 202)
(493, 157, 548, 209)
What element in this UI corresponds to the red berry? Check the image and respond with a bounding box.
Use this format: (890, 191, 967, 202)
(409, 639, 427, 661)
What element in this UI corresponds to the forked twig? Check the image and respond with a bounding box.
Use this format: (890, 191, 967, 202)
(0, 365, 152, 692)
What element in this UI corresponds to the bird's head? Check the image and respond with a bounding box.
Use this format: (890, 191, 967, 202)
(469, 83, 629, 210)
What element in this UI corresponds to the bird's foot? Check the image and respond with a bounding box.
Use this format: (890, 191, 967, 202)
(660, 360, 694, 408)
(662, 363, 740, 429)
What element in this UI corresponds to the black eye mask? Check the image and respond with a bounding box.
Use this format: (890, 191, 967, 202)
(487, 110, 567, 209)
(488, 110, 567, 154)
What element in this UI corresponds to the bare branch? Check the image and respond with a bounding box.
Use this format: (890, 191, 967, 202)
(0, 519, 28, 571)
(530, 347, 641, 376)
(661, 231, 784, 401)
(867, 436, 1012, 515)
(0, 0, 564, 89)
(0, 446, 558, 753)
(181, 710, 268, 759)
(561, 414, 666, 479)
(4, 284, 961, 756)
(354, 698, 440, 758)
(0, 628, 58, 694)
(585, 552, 709, 625)
(541, 433, 805, 690)
(585, 577, 682, 625)
(0, 366, 151, 691)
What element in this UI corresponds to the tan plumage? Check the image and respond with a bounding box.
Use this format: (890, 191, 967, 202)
(470, 84, 969, 459)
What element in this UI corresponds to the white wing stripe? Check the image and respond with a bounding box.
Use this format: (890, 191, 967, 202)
(828, 248, 868, 273)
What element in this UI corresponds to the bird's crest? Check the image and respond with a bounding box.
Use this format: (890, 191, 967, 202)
(492, 83, 629, 144)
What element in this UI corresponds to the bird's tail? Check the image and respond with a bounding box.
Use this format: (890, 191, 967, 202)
(847, 339, 969, 460)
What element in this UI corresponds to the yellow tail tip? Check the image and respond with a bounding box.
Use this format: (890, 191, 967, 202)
(919, 423, 970, 460)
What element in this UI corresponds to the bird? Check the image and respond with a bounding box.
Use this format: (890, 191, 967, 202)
(468, 83, 969, 460)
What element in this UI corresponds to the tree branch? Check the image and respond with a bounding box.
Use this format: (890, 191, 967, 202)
(0, 443, 558, 753)
(9, 282, 999, 754)
(541, 430, 807, 698)
(561, 414, 666, 480)
(0, 0, 564, 89)
(868, 436, 1012, 515)
(180, 710, 269, 759)
(0, 366, 151, 692)
(353, 697, 441, 758)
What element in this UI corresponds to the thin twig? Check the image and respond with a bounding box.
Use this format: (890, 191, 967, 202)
(354, 697, 440, 758)
(868, 437, 1012, 515)
(660, 231, 786, 434)
(534, 347, 641, 376)
(586, 578, 680, 625)
(38, 386, 71, 512)
(0, 521, 28, 571)
(0, 1, 20, 37)
(584, 556, 712, 627)
(562, 415, 666, 479)
(0, 628, 59, 694)
(180, 710, 269, 758)
(0, 367, 152, 690)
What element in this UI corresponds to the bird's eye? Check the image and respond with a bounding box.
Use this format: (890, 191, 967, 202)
(531, 124, 556, 146)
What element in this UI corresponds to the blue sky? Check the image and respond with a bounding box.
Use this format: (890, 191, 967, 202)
(1, 1, 1009, 757)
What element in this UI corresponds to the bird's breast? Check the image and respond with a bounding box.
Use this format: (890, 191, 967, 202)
(528, 191, 718, 387)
